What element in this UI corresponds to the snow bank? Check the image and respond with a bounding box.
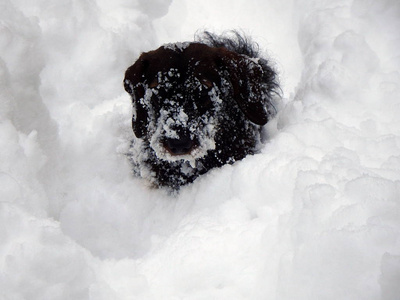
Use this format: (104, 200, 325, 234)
(1, 0, 399, 299)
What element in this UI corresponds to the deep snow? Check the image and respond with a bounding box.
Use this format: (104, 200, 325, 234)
(1, 0, 400, 299)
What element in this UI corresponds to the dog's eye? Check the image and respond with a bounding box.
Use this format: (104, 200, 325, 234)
(149, 78, 158, 88)
(200, 78, 213, 89)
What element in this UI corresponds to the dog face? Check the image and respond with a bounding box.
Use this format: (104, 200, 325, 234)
(124, 42, 277, 189)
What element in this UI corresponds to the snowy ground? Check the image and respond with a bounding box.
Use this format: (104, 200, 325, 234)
(1, 0, 400, 299)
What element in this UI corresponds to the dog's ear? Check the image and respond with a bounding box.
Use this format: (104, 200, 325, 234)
(124, 58, 149, 138)
(219, 50, 275, 125)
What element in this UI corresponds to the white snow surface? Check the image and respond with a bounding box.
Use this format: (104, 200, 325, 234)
(1, 0, 400, 299)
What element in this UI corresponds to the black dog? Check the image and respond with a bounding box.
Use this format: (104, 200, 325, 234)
(124, 32, 279, 189)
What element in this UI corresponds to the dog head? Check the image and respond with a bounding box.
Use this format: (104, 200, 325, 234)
(124, 42, 275, 166)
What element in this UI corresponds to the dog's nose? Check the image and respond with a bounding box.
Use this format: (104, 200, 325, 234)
(163, 136, 195, 155)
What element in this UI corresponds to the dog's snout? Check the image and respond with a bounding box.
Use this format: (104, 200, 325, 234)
(164, 136, 196, 155)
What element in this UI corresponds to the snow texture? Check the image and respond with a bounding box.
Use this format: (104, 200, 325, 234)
(0, 0, 399, 299)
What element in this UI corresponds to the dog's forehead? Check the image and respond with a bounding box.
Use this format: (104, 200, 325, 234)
(145, 43, 220, 76)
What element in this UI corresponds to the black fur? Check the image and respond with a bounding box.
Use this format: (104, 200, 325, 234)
(124, 31, 279, 190)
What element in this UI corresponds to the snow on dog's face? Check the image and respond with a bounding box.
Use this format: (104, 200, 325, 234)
(124, 41, 277, 189)
(132, 58, 223, 167)
(125, 44, 229, 164)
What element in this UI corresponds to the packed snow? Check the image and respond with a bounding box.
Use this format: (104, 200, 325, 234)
(1, 0, 400, 299)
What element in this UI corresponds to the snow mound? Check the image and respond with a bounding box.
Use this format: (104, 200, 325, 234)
(1, 0, 399, 299)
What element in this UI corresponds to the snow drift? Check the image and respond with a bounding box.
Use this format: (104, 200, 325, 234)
(0, 0, 399, 299)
